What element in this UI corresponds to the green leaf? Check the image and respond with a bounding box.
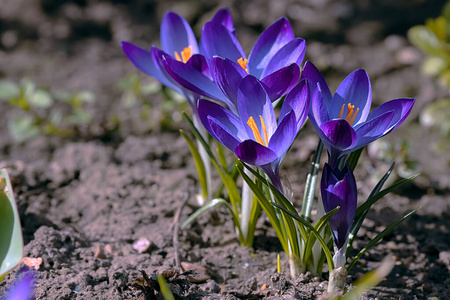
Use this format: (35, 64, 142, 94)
(0, 80, 19, 100)
(29, 89, 53, 108)
(346, 147, 364, 171)
(301, 140, 323, 221)
(348, 163, 395, 255)
(180, 130, 208, 201)
(355, 173, 418, 218)
(76, 91, 95, 103)
(0, 169, 24, 281)
(342, 257, 395, 300)
(347, 207, 420, 272)
(238, 166, 289, 254)
(272, 202, 335, 272)
(408, 26, 442, 57)
(8, 116, 40, 142)
(157, 275, 175, 300)
(303, 207, 339, 265)
(180, 198, 243, 241)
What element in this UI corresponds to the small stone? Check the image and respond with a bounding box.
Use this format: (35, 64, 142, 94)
(93, 245, 106, 259)
(133, 238, 151, 253)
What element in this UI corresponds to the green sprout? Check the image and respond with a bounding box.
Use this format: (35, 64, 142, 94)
(0, 169, 24, 282)
(0, 78, 94, 142)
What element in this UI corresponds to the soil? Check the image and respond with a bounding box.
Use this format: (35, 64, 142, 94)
(0, 0, 449, 299)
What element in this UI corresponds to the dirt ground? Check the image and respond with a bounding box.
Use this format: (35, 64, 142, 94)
(0, 0, 449, 299)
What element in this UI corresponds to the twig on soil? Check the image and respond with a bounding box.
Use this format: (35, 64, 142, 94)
(172, 190, 190, 270)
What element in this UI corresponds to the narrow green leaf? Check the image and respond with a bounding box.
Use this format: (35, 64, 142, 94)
(0, 169, 24, 280)
(180, 198, 244, 243)
(303, 207, 339, 265)
(301, 140, 323, 221)
(342, 257, 395, 300)
(157, 275, 175, 300)
(272, 202, 335, 272)
(238, 167, 289, 254)
(347, 207, 421, 272)
(183, 113, 216, 163)
(355, 173, 418, 218)
(346, 147, 364, 171)
(348, 163, 396, 255)
(180, 130, 208, 200)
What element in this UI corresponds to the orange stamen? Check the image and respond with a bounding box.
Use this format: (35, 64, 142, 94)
(259, 115, 268, 146)
(339, 103, 359, 126)
(247, 116, 268, 146)
(338, 104, 345, 119)
(237, 57, 248, 73)
(174, 46, 192, 63)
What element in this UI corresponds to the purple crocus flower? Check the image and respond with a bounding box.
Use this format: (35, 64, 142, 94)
(321, 163, 357, 267)
(198, 76, 310, 193)
(6, 273, 34, 300)
(162, 15, 305, 111)
(120, 9, 235, 110)
(301, 61, 415, 167)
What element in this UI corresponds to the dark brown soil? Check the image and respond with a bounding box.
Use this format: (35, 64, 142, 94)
(0, 1, 449, 299)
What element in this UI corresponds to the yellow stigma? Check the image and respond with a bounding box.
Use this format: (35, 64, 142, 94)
(338, 103, 360, 126)
(174, 46, 192, 63)
(237, 57, 248, 73)
(247, 115, 268, 146)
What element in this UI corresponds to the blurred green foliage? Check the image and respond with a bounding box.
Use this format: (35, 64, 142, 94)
(408, 1, 450, 137)
(0, 78, 94, 142)
(113, 74, 188, 133)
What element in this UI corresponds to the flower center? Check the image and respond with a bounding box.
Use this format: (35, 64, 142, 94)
(338, 103, 360, 126)
(174, 46, 192, 63)
(247, 115, 268, 146)
(237, 57, 248, 73)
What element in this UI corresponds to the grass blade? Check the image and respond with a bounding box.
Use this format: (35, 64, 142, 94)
(347, 207, 421, 272)
(180, 130, 208, 200)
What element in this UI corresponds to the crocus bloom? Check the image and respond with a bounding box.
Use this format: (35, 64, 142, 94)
(321, 163, 357, 267)
(162, 15, 305, 112)
(198, 76, 310, 193)
(301, 61, 415, 167)
(6, 273, 34, 300)
(120, 9, 235, 110)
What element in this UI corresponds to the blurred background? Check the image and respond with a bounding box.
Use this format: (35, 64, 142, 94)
(0, 0, 449, 208)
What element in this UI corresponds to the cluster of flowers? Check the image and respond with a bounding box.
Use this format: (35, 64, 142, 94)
(121, 8, 416, 294)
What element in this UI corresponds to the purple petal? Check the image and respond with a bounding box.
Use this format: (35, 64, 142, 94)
(261, 64, 300, 102)
(210, 8, 235, 34)
(301, 61, 332, 104)
(235, 140, 278, 166)
(208, 116, 242, 151)
(364, 98, 415, 134)
(279, 78, 310, 132)
(161, 12, 199, 57)
(162, 54, 234, 109)
(6, 273, 34, 300)
(210, 56, 246, 108)
(186, 54, 211, 78)
(248, 17, 294, 78)
(331, 69, 372, 125)
(308, 82, 331, 130)
(319, 119, 357, 151)
(197, 98, 247, 142)
(261, 38, 306, 78)
(354, 110, 395, 149)
(237, 76, 276, 141)
(120, 42, 182, 94)
(267, 110, 297, 157)
(321, 164, 357, 249)
(201, 21, 245, 62)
